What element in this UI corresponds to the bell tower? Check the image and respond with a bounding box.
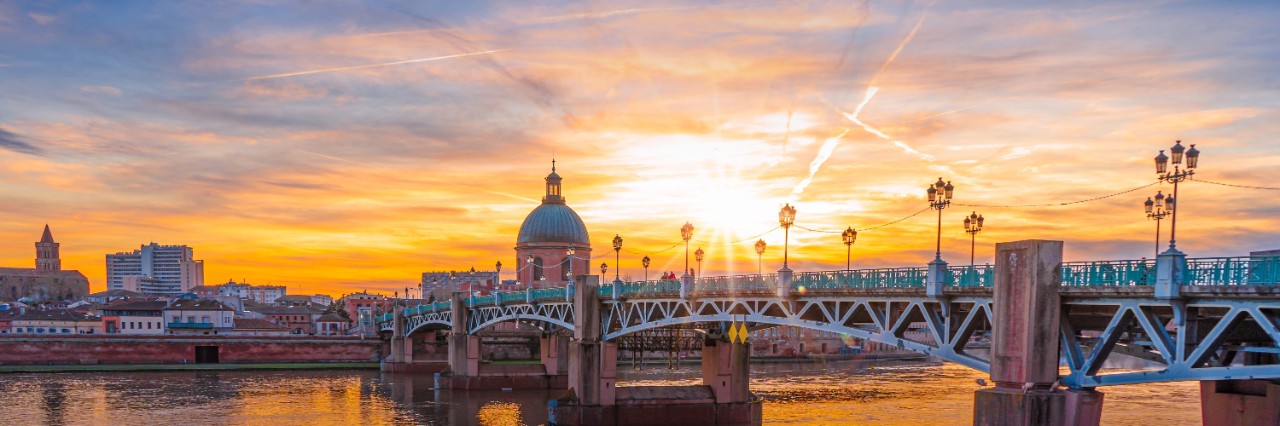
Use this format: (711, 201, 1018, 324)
(36, 224, 61, 272)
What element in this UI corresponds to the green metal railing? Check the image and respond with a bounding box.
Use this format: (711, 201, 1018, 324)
(793, 267, 928, 290)
(1060, 259, 1155, 287)
(1186, 256, 1279, 286)
(380, 255, 1280, 324)
(532, 287, 568, 301)
(947, 265, 994, 288)
(694, 274, 775, 292)
(497, 292, 525, 304)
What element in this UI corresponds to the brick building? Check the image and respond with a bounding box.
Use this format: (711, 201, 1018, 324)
(0, 225, 90, 303)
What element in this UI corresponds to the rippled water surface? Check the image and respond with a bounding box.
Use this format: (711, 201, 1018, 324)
(0, 360, 1200, 425)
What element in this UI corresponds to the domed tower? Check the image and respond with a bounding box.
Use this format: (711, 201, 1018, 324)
(515, 161, 591, 288)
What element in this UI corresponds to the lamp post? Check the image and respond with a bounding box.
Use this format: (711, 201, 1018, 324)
(1144, 191, 1173, 258)
(495, 261, 502, 290)
(927, 177, 955, 261)
(694, 247, 705, 277)
(779, 204, 796, 269)
(612, 234, 623, 284)
(526, 254, 535, 287)
(566, 247, 576, 284)
(681, 222, 694, 277)
(1154, 140, 1200, 252)
(642, 255, 651, 281)
(963, 212, 984, 267)
(754, 239, 766, 275)
(601, 262, 608, 277)
(841, 227, 857, 271)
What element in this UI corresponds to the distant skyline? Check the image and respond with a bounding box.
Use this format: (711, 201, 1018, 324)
(2, 1, 1278, 296)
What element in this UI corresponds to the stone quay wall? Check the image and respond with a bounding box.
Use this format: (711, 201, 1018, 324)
(0, 335, 382, 365)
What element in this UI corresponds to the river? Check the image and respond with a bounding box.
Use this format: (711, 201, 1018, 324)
(0, 360, 1200, 425)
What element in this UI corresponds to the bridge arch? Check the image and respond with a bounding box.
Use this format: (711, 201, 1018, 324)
(602, 297, 993, 373)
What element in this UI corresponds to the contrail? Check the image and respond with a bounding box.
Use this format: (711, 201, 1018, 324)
(842, 87, 936, 162)
(789, 129, 849, 201)
(299, 150, 357, 164)
(522, 7, 691, 25)
(868, 8, 930, 87)
(241, 50, 505, 81)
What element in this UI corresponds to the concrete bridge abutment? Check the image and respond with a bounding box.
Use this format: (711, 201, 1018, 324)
(1200, 379, 1280, 425)
(974, 240, 1103, 426)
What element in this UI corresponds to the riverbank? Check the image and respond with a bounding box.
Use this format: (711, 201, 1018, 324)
(0, 362, 381, 374)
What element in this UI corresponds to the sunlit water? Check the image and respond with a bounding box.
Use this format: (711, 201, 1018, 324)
(0, 360, 1199, 425)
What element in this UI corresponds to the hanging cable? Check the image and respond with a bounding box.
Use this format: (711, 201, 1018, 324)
(1192, 179, 1280, 191)
(952, 181, 1159, 208)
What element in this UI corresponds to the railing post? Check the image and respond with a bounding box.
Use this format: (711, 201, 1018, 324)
(681, 274, 693, 298)
(526, 287, 533, 304)
(776, 267, 793, 298)
(612, 278, 622, 300)
(1156, 248, 1187, 299)
(926, 258, 947, 297)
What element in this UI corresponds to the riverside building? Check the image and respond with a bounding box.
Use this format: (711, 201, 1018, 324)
(105, 243, 205, 296)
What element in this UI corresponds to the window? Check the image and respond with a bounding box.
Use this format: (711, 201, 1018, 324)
(172, 316, 179, 323)
(201, 316, 210, 324)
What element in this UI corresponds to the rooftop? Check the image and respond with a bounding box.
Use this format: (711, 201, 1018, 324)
(164, 299, 233, 312)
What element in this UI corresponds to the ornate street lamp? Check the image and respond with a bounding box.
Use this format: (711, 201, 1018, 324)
(779, 204, 796, 270)
(927, 177, 954, 261)
(642, 255, 651, 281)
(612, 234, 623, 283)
(1144, 191, 1173, 257)
(754, 239, 766, 275)
(694, 247, 705, 277)
(841, 227, 857, 271)
(495, 261, 502, 290)
(566, 247, 576, 283)
(600, 262, 608, 276)
(1154, 140, 1200, 252)
(963, 212, 984, 267)
(681, 222, 694, 277)
(526, 254, 535, 286)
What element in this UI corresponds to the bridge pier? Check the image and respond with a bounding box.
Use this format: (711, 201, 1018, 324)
(974, 240, 1103, 426)
(552, 276, 761, 425)
(436, 291, 569, 389)
(1200, 379, 1280, 425)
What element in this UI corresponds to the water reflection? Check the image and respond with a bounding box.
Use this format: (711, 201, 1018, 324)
(0, 360, 1201, 425)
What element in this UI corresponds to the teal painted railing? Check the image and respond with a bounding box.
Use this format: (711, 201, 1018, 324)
(1186, 256, 1279, 286)
(497, 292, 526, 304)
(466, 295, 495, 307)
(532, 287, 568, 301)
(947, 265, 994, 288)
(1060, 259, 1155, 287)
(694, 274, 775, 292)
(793, 267, 928, 290)
(616, 279, 682, 297)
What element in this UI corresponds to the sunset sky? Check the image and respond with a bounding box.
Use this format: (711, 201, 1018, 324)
(1, 1, 1278, 297)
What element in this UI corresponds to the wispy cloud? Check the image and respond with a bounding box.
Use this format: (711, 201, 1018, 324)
(0, 128, 44, 156)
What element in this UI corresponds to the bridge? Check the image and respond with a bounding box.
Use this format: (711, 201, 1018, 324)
(379, 241, 1280, 425)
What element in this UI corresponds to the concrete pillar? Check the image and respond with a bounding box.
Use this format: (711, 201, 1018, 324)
(701, 338, 751, 404)
(777, 268, 793, 298)
(448, 292, 479, 376)
(1201, 380, 1280, 426)
(974, 240, 1103, 426)
(567, 275, 616, 406)
(388, 304, 405, 363)
(541, 334, 570, 375)
(927, 258, 948, 297)
(1155, 248, 1187, 299)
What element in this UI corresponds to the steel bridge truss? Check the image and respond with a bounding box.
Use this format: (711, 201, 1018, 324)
(1061, 297, 1280, 388)
(601, 296, 996, 372)
(467, 301, 575, 334)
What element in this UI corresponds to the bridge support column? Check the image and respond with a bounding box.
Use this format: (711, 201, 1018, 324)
(541, 334, 569, 376)
(1155, 248, 1187, 299)
(974, 239, 1103, 426)
(447, 292, 479, 377)
(1201, 380, 1280, 426)
(702, 339, 751, 404)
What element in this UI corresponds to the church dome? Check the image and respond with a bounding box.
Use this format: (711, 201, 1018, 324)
(517, 203, 590, 244)
(516, 160, 590, 245)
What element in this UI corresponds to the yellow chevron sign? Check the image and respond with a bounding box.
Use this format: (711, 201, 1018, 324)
(729, 322, 748, 344)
